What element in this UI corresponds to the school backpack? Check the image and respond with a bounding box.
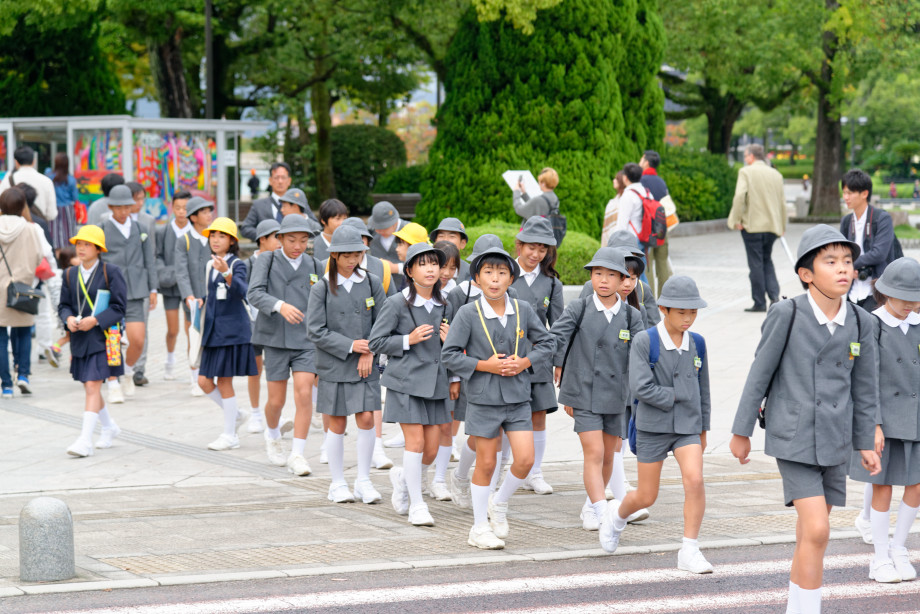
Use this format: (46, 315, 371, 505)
(630, 187, 667, 249)
(628, 326, 705, 455)
(545, 192, 567, 247)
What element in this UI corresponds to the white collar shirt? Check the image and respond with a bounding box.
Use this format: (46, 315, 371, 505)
(807, 291, 847, 336)
(402, 287, 439, 313)
(593, 292, 621, 323)
(480, 293, 514, 328)
(849, 208, 872, 302)
(80, 260, 99, 283)
(111, 216, 132, 240)
(333, 268, 365, 293)
(283, 252, 303, 271)
(171, 219, 191, 238)
(873, 305, 920, 335)
(189, 226, 208, 246)
(379, 234, 395, 252)
(516, 259, 539, 286)
(460, 280, 482, 299)
(656, 320, 689, 354)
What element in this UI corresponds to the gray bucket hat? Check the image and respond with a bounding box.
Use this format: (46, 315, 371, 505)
(625, 253, 646, 277)
(368, 201, 399, 230)
(186, 196, 214, 217)
(875, 257, 920, 302)
(583, 247, 628, 276)
(405, 242, 446, 270)
(254, 219, 281, 241)
(794, 224, 861, 271)
(471, 246, 520, 279)
(278, 188, 309, 211)
(466, 234, 504, 263)
(516, 216, 557, 246)
(327, 225, 369, 253)
(657, 275, 708, 309)
(277, 214, 320, 236)
(430, 217, 468, 242)
(606, 230, 645, 258)
(342, 217, 373, 240)
(107, 184, 135, 207)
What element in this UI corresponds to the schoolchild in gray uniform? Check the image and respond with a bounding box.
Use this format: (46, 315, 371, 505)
(276, 188, 322, 255)
(313, 198, 349, 262)
(249, 215, 323, 477)
(551, 247, 644, 536)
(242, 219, 281, 435)
(730, 225, 881, 614)
(99, 184, 157, 402)
(155, 190, 192, 382)
(848, 257, 920, 584)
(430, 217, 471, 282)
(307, 225, 388, 504)
(369, 243, 454, 526)
(175, 196, 214, 395)
(602, 276, 713, 576)
(442, 245, 554, 550)
(579, 230, 659, 325)
(367, 201, 406, 288)
(512, 216, 563, 495)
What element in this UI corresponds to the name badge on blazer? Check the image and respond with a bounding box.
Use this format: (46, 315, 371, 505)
(309, 274, 318, 285)
(543, 296, 550, 308)
(849, 342, 860, 359)
(694, 356, 702, 369)
(365, 297, 375, 310)
(618, 329, 631, 342)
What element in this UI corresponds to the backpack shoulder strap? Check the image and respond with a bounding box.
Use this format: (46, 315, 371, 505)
(559, 297, 588, 386)
(647, 325, 661, 369)
(185, 233, 190, 251)
(381, 261, 391, 293)
(848, 301, 862, 352)
(103, 263, 109, 288)
(690, 332, 706, 362)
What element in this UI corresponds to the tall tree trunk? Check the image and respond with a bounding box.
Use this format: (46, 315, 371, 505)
(704, 94, 744, 155)
(150, 24, 193, 118)
(809, 1, 841, 217)
(311, 78, 335, 201)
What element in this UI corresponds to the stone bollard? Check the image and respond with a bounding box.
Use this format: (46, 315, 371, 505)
(19, 497, 75, 582)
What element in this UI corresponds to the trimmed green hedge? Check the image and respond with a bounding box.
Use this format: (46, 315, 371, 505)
(331, 125, 407, 215)
(658, 147, 739, 222)
(461, 220, 600, 286)
(374, 164, 428, 194)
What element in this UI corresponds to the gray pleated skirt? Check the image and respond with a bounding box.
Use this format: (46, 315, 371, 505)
(530, 381, 559, 414)
(384, 391, 451, 425)
(850, 438, 920, 486)
(317, 379, 381, 416)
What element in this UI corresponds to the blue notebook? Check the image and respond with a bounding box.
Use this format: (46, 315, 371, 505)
(92, 290, 111, 316)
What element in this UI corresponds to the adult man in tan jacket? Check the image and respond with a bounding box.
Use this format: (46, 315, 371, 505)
(727, 144, 787, 312)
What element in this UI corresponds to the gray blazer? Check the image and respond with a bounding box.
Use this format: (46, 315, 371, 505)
(99, 219, 157, 300)
(511, 272, 563, 383)
(873, 317, 920, 441)
(175, 231, 211, 299)
(368, 293, 453, 399)
(248, 250, 323, 349)
(580, 279, 660, 326)
(630, 328, 711, 435)
(447, 282, 519, 322)
(552, 296, 644, 414)
(731, 295, 879, 466)
(441, 298, 554, 406)
(155, 224, 183, 298)
(306, 274, 387, 383)
(313, 235, 331, 263)
(513, 190, 558, 220)
(369, 231, 405, 288)
(458, 259, 471, 283)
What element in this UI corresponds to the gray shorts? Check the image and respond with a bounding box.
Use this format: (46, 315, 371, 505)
(530, 381, 559, 414)
(263, 347, 315, 381)
(465, 401, 532, 439)
(636, 430, 700, 463)
(163, 295, 181, 311)
(125, 297, 149, 323)
(776, 458, 847, 508)
(573, 409, 625, 437)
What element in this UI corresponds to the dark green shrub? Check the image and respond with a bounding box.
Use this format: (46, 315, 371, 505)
(374, 164, 428, 194)
(331, 125, 407, 215)
(658, 147, 739, 222)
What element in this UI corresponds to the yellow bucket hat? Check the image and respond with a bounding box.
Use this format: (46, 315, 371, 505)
(203, 217, 239, 241)
(69, 225, 107, 252)
(393, 222, 429, 246)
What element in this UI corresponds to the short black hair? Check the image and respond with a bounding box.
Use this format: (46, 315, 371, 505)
(797, 242, 858, 290)
(841, 168, 872, 200)
(13, 146, 34, 166)
(101, 173, 125, 197)
(173, 190, 192, 201)
(319, 198, 348, 226)
(642, 150, 660, 169)
(258, 232, 277, 247)
(126, 181, 146, 197)
(269, 162, 291, 177)
(623, 163, 643, 183)
(473, 254, 514, 280)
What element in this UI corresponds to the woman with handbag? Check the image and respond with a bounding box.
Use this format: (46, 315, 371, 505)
(0, 187, 44, 398)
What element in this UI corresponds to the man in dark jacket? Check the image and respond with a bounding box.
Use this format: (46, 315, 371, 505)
(239, 162, 318, 240)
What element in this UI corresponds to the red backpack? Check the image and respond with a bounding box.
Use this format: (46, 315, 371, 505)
(629, 187, 667, 249)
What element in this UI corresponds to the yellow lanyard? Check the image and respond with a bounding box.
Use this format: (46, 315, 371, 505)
(77, 268, 96, 313)
(474, 297, 520, 357)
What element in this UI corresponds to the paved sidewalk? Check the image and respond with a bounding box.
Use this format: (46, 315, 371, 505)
(0, 224, 917, 597)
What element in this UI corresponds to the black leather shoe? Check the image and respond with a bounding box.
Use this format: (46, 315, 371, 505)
(744, 305, 767, 313)
(133, 372, 149, 386)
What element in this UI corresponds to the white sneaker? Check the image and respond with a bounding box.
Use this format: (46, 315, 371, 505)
(247, 414, 264, 434)
(627, 507, 650, 523)
(599, 500, 625, 553)
(468, 523, 504, 549)
(384, 432, 405, 448)
(449, 469, 472, 509)
(869, 558, 902, 583)
(408, 502, 435, 526)
(890, 547, 916, 581)
(121, 375, 136, 398)
(354, 478, 382, 504)
(327, 482, 355, 503)
(207, 433, 240, 451)
(108, 382, 125, 404)
(451, 439, 461, 462)
(522, 473, 553, 495)
(190, 383, 204, 397)
(286, 453, 312, 476)
(855, 513, 874, 545)
(96, 423, 121, 449)
(311, 412, 324, 429)
(581, 501, 600, 531)
(164, 363, 177, 381)
(373, 444, 394, 470)
(678, 548, 714, 574)
(279, 420, 294, 437)
(66, 437, 94, 458)
(265, 438, 287, 466)
(389, 467, 409, 515)
(235, 408, 251, 432)
(487, 493, 509, 539)
(428, 479, 453, 502)
(605, 487, 615, 501)
(319, 444, 328, 464)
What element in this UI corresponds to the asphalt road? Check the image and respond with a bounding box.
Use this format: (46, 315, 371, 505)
(4, 540, 919, 614)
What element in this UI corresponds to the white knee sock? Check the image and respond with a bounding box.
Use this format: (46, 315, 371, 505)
(166, 351, 176, 366)
(190, 368, 199, 383)
(591, 500, 607, 520)
(206, 388, 222, 408)
(457, 439, 476, 479)
(610, 450, 627, 500)
(785, 581, 800, 614)
(862, 482, 873, 520)
(501, 433, 511, 464)
(531, 430, 546, 476)
(892, 501, 920, 550)
(251, 404, 264, 420)
(798, 587, 820, 613)
(490, 451, 503, 491)
(403, 451, 424, 506)
(97, 405, 112, 428)
(434, 445, 452, 483)
(494, 469, 525, 504)
(326, 432, 345, 484)
(221, 396, 238, 436)
(871, 509, 891, 561)
(471, 484, 491, 526)
(80, 411, 99, 441)
(292, 437, 306, 457)
(107, 379, 119, 390)
(356, 427, 375, 480)
(124, 363, 134, 378)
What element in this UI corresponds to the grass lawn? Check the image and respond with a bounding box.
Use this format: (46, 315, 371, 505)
(894, 224, 920, 240)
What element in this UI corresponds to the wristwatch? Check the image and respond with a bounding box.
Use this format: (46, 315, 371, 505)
(221, 269, 231, 278)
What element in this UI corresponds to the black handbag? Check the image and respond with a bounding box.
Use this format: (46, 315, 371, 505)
(0, 242, 43, 315)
